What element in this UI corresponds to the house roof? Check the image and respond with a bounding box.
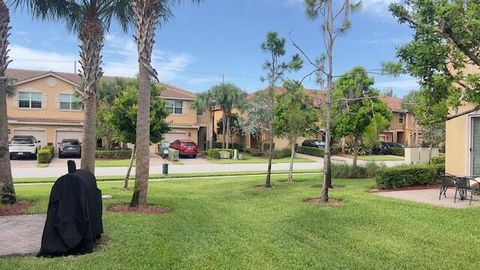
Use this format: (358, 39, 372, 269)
(246, 87, 326, 107)
(379, 96, 405, 113)
(5, 68, 196, 101)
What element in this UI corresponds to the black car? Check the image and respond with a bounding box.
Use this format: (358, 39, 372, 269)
(377, 142, 405, 155)
(58, 139, 81, 158)
(302, 140, 326, 149)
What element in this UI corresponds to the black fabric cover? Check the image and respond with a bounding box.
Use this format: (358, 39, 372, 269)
(38, 169, 103, 257)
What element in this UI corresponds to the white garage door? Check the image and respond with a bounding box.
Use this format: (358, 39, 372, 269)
(13, 129, 46, 147)
(56, 130, 83, 152)
(163, 131, 187, 144)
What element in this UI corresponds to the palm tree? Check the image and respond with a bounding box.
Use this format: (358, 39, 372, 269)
(192, 91, 216, 149)
(129, 0, 201, 208)
(0, 0, 15, 204)
(209, 83, 245, 149)
(11, 0, 131, 174)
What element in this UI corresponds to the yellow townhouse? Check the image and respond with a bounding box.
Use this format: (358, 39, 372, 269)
(5, 68, 210, 153)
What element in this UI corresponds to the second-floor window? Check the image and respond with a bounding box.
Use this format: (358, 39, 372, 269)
(19, 92, 42, 109)
(166, 100, 183, 115)
(59, 94, 82, 110)
(399, 113, 405, 124)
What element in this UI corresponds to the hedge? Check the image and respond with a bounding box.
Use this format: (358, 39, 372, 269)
(332, 162, 384, 179)
(431, 156, 445, 165)
(95, 149, 133, 159)
(245, 148, 263, 156)
(37, 145, 54, 164)
(388, 147, 405, 157)
(212, 142, 244, 152)
(272, 148, 291, 159)
(375, 164, 444, 189)
(208, 148, 235, 159)
(297, 146, 324, 157)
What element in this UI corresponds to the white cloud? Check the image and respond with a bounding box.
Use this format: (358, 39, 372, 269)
(361, 0, 396, 16)
(8, 44, 78, 72)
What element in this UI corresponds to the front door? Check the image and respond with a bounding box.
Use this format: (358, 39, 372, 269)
(472, 117, 480, 175)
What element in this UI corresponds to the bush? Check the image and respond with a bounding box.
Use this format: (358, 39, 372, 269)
(245, 148, 263, 156)
(271, 148, 291, 159)
(375, 164, 444, 189)
(431, 156, 445, 165)
(232, 142, 244, 152)
(212, 142, 244, 152)
(37, 145, 54, 164)
(95, 149, 132, 159)
(332, 162, 383, 179)
(208, 149, 220, 159)
(262, 143, 275, 152)
(388, 147, 405, 157)
(297, 146, 324, 157)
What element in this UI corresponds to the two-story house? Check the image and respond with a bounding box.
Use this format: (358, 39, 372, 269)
(5, 68, 209, 153)
(378, 96, 421, 146)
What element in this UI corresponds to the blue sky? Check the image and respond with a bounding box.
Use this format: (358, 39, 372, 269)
(8, 0, 417, 96)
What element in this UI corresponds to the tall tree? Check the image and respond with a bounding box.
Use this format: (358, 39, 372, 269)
(209, 83, 245, 149)
(11, 0, 131, 174)
(109, 80, 170, 188)
(0, 0, 15, 204)
(130, 0, 201, 208)
(332, 67, 392, 166)
(304, 0, 359, 202)
(260, 31, 302, 188)
(191, 91, 216, 149)
(388, 0, 480, 120)
(274, 80, 318, 182)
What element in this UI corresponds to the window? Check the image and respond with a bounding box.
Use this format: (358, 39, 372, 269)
(59, 94, 82, 110)
(196, 108, 204, 116)
(18, 92, 42, 109)
(399, 113, 405, 124)
(166, 99, 183, 114)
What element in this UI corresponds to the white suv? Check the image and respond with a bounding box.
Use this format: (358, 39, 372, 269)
(9, 136, 42, 159)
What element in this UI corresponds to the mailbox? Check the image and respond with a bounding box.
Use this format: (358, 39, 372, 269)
(161, 141, 170, 159)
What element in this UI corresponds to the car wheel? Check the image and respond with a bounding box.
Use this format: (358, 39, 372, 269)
(193, 154, 197, 158)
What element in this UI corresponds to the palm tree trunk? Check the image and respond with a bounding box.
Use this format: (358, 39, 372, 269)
(0, 0, 15, 205)
(209, 108, 214, 149)
(288, 138, 296, 183)
(130, 0, 156, 208)
(79, 16, 104, 174)
(226, 114, 231, 149)
(124, 144, 136, 189)
(352, 136, 358, 167)
(222, 111, 226, 149)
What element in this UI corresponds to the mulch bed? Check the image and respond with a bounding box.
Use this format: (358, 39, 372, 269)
(369, 184, 440, 193)
(0, 201, 34, 216)
(107, 204, 171, 215)
(304, 198, 343, 206)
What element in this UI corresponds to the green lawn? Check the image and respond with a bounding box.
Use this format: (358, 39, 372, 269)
(94, 159, 184, 167)
(207, 154, 315, 164)
(3, 174, 480, 269)
(356, 155, 404, 161)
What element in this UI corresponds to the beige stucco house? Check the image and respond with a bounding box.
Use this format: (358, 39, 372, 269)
(378, 96, 421, 146)
(5, 68, 209, 153)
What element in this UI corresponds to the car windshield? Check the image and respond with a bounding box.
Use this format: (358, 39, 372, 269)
(182, 142, 195, 146)
(11, 138, 34, 144)
(62, 140, 79, 146)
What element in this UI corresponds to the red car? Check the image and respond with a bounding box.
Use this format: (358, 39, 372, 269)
(170, 139, 198, 158)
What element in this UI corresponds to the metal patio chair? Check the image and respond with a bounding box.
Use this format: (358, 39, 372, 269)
(439, 174, 456, 200)
(454, 177, 480, 205)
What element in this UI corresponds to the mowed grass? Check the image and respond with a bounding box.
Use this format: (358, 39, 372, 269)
(207, 153, 315, 164)
(2, 175, 480, 269)
(94, 159, 184, 167)
(356, 155, 404, 161)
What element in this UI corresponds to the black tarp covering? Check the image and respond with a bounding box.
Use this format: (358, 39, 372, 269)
(38, 167, 103, 257)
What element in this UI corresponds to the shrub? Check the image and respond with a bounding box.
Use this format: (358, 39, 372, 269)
(212, 142, 244, 152)
(232, 142, 244, 152)
(208, 149, 220, 159)
(262, 143, 275, 151)
(271, 148, 291, 159)
(431, 156, 445, 165)
(331, 144, 342, 155)
(95, 149, 132, 159)
(388, 147, 405, 157)
(332, 162, 383, 179)
(375, 164, 444, 189)
(297, 146, 324, 157)
(37, 145, 54, 164)
(245, 148, 263, 156)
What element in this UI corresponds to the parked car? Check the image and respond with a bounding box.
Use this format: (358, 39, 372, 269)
(170, 139, 198, 158)
(9, 136, 42, 159)
(377, 142, 405, 155)
(58, 139, 82, 158)
(302, 140, 326, 149)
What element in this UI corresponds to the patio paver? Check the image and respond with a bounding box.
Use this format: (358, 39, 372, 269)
(376, 188, 480, 208)
(0, 214, 46, 256)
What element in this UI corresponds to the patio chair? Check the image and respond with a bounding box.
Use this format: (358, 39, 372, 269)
(439, 174, 456, 200)
(454, 177, 480, 205)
